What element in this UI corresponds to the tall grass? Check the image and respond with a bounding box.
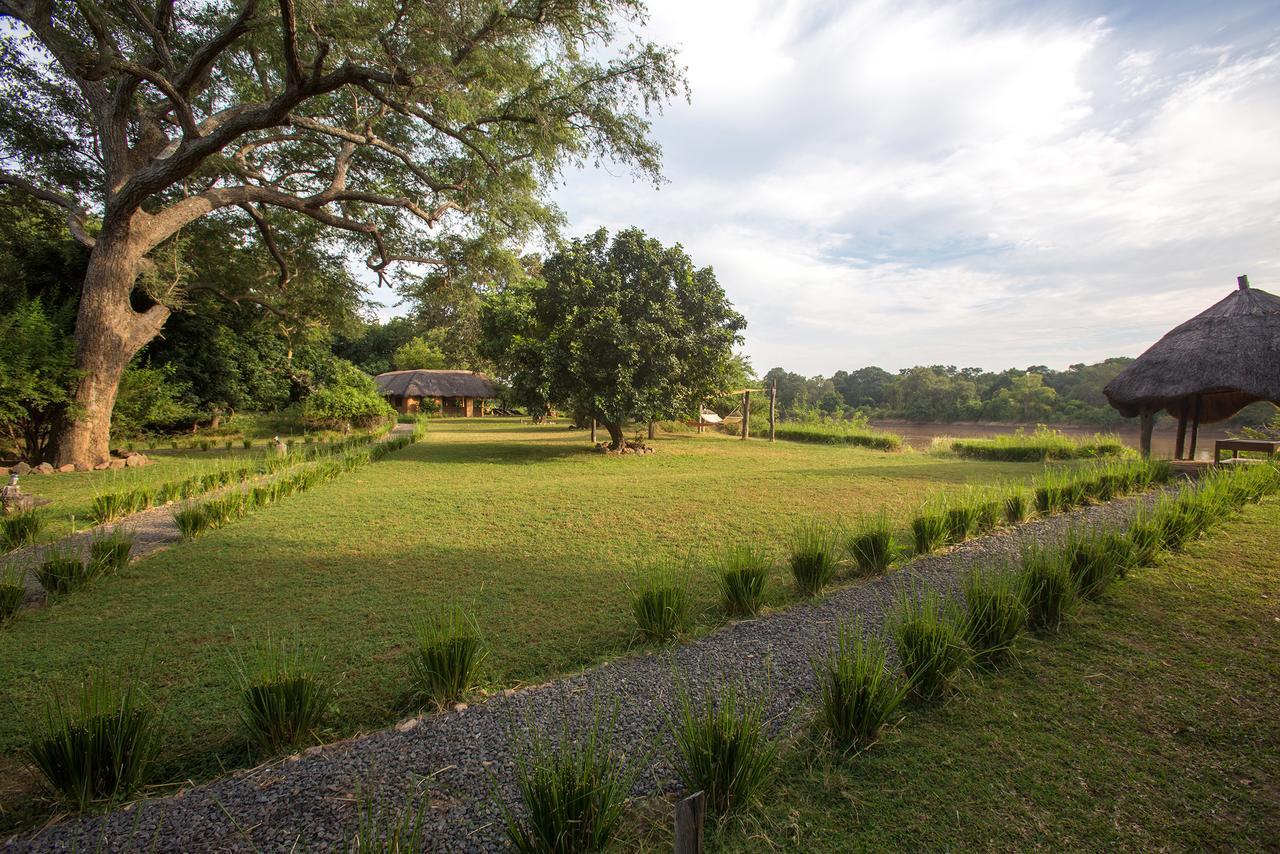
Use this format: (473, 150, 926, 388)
(949, 427, 1128, 462)
(630, 563, 691, 642)
(1018, 545, 1075, 631)
(910, 508, 948, 555)
(671, 680, 778, 817)
(716, 545, 770, 617)
(1, 509, 42, 550)
(347, 787, 429, 853)
(1003, 488, 1031, 524)
(24, 675, 161, 810)
(813, 622, 905, 750)
(772, 421, 902, 451)
(35, 549, 96, 595)
(89, 531, 133, 575)
(504, 713, 635, 853)
(845, 513, 894, 576)
(409, 607, 487, 710)
(0, 564, 24, 625)
(789, 523, 839, 596)
(230, 638, 331, 755)
(962, 567, 1027, 666)
(890, 588, 969, 700)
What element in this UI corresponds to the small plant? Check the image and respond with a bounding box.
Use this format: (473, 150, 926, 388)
(242, 438, 253, 450)
(230, 637, 332, 755)
(504, 713, 635, 853)
(347, 786, 430, 853)
(89, 531, 134, 575)
(1126, 513, 1162, 566)
(24, 675, 161, 810)
(198, 439, 211, 452)
(789, 522, 838, 596)
(1003, 489, 1030, 524)
(1018, 544, 1074, 631)
(846, 514, 894, 576)
(629, 564, 691, 642)
(90, 492, 131, 525)
(962, 566, 1027, 666)
(890, 589, 969, 700)
(174, 505, 210, 540)
(1, 565, 25, 624)
(170, 439, 179, 449)
(2, 509, 43, 550)
(910, 510, 948, 555)
(35, 549, 94, 595)
(942, 496, 980, 545)
(671, 680, 778, 816)
(974, 499, 1002, 534)
(813, 621, 905, 750)
(409, 606, 487, 710)
(716, 545, 770, 617)
(1063, 529, 1130, 599)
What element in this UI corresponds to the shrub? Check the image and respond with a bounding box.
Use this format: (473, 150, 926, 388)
(174, 505, 210, 540)
(950, 428, 1128, 462)
(910, 510, 948, 555)
(813, 622, 905, 750)
(408, 607, 487, 710)
(90, 492, 131, 525)
(943, 499, 980, 545)
(771, 422, 903, 451)
(962, 567, 1027, 666)
(504, 714, 634, 853)
(789, 523, 839, 596)
(1003, 489, 1030, 524)
(890, 589, 969, 700)
(230, 637, 331, 754)
(25, 676, 161, 809)
(1126, 513, 1162, 566)
(846, 514, 894, 576)
(630, 564, 691, 642)
(1062, 529, 1132, 600)
(198, 439, 211, 452)
(89, 531, 133, 575)
(348, 787, 429, 853)
(671, 681, 778, 817)
(1, 509, 42, 550)
(1018, 545, 1074, 631)
(1, 565, 24, 624)
(303, 360, 394, 430)
(242, 438, 253, 449)
(716, 545, 770, 617)
(35, 549, 94, 595)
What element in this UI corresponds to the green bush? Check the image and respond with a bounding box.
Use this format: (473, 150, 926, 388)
(1, 509, 42, 550)
(1003, 489, 1030, 524)
(89, 531, 133, 575)
(890, 589, 969, 700)
(230, 637, 331, 755)
(949, 427, 1128, 462)
(716, 545, 770, 617)
(910, 510, 948, 555)
(1018, 545, 1075, 631)
(789, 523, 839, 596)
(303, 360, 394, 430)
(409, 607, 487, 710)
(813, 622, 905, 750)
(846, 514, 894, 576)
(0, 565, 24, 624)
(25, 676, 161, 810)
(630, 564, 691, 642)
(772, 422, 902, 451)
(504, 714, 635, 853)
(962, 567, 1027, 666)
(671, 681, 778, 817)
(35, 549, 95, 595)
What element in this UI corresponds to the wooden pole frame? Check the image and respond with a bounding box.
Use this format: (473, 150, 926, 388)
(1139, 406, 1155, 459)
(1175, 405, 1188, 460)
(1188, 394, 1202, 460)
(741, 390, 750, 440)
(769, 380, 776, 443)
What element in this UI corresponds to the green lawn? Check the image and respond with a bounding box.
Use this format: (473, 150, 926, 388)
(622, 495, 1280, 850)
(0, 418, 1045, 827)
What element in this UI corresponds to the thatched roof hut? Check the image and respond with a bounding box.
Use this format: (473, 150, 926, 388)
(375, 370, 498, 416)
(1104, 275, 1280, 457)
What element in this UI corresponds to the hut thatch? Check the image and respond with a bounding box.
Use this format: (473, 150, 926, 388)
(375, 369, 498, 416)
(1104, 275, 1280, 457)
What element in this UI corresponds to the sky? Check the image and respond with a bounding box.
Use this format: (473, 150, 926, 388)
(385, 0, 1280, 376)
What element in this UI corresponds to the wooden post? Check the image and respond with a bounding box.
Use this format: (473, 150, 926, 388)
(590, 419, 597, 444)
(674, 791, 706, 854)
(1188, 394, 1202, 460)
(769, 381, 776, 443)
(741, 391, 750, 440)
(1138, 406, 1154, 458)
(1174, 406, 1188, 460)
(648, 421, 656, 440)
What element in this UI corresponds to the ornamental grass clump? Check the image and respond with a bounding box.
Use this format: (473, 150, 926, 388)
(230, 637, 331, 755)
(409, 606, 487, 710)
(1, 565, 24, 625)
(630, 564, 691, 642)
(942, 497, 980, 545)
(716, 545, 770, 617)
(890, 589, 969, 700)
(845, 513, 894, 576)
(910, 509, 948, 555)
(1003, 488, 1030, 524)
(504, 714, 635, 854)
(671, 681, 778, 817)
(1, 509, 42, 550)
(90, 491, 131, 525)
(813, 622, 905, 751)
(173, 505, 210, 540)
(347, 787, 430, 854)
(89, 531, 133, 576)
(789, 522, 839, 596)
(24, 675, 161, 810)
(35, 549, 95, 595)
(1125, 512, 1162, 567)
(1018, 544, 1074, 631)
(962, 566, 1027, 667)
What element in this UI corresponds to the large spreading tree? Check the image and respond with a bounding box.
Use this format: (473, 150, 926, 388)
(481, 227, 745, 449)
(0, 0, 683, 465)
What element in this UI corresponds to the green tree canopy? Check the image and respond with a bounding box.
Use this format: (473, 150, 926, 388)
(392, 336, 448, 371)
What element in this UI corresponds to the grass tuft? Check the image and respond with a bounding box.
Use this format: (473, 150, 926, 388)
(789, 523, 839, 596)
(88, 531, 133, 576)
(671, 680, 778, 817)
(813, 621, 905, 751)
(962, 566, 1028, 666)
(629, 563, 692, 643)
(0, 565, 24, 625)
(846, 513, 894, 576)
(230, 637, 331, 755)
(34, 549, 95, 595)
(1018, 544, 1075, 631)
(890, 588, 969, 700)
(910, 509, 948, 555)
(1, 510, 42, 551)
(347, 787, 429, 853)
(408, 606, 487, 710)
(716, 545, 770, 617)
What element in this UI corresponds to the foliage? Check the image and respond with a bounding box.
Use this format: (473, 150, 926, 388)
(1, 510, 43, 551)
(813, 622, 905, 750)
(771, 421, 902, 450)
(846, 514, 895, 576)
(391, 337, 448, 372)
(230, 637, 331, 755)
(630, 564, 692, 642)
(1018, 545, 1075, 632)
(716, 545, 770, 617)
(948, 427, 1127, 462)
(962, 567, 1028, 666)
(504, 713, 636, 854)
(671, 681, 778, 817)
(910, 510, 949, 555)
(24, 675, 161, 810)
(408, 607, 487, 711)
(34, 550, 95, 596)
(347, 787, 430, 854)
(789, 523, 839, 596)
(0, 565, 24, 625)
(481, 228, 745, 448)
(88, 532, 133, 576)
(302, 361, 394, 429)
(890, 589, 969, 700)
(0, 300, 76, 460)
(111, 363, 196, 439)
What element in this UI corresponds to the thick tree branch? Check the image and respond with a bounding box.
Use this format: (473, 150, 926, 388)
(0, 171, 97, 247)
(173, 0, 259, 95)
(238, 202, 292, 288)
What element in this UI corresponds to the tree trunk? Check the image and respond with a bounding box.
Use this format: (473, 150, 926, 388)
(52, 230, 169, 467)
(603, 420, 625, 450)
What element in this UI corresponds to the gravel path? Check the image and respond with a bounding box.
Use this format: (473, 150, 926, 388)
(4, 425, 415, 604)
(3, 486, 1174, 853)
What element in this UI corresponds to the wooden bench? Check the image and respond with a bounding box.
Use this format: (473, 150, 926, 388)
(1213, 438, 1280, 464)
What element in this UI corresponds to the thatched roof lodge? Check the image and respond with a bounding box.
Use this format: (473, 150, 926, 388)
(375, 369, 498, 417)
(1104, 275, 1280, 457)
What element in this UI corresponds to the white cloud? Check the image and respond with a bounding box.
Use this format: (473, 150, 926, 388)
(554, 0, 1280, 373)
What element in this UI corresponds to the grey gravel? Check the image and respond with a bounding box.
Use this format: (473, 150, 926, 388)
(2, 485, 1176, 853)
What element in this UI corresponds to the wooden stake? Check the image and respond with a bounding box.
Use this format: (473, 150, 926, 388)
(741, 390, 750, 440)
(590, 419, 597, 444)
(1139, 406, 1154, 459)
(769, 381, 776, 443)
(674, 791, 706, 854)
